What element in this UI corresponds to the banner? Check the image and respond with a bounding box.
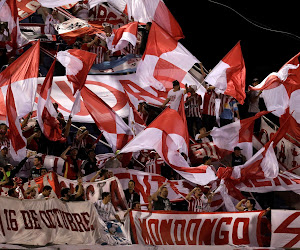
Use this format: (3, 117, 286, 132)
(256, 117, 300, 175)
(110, 168, 194, 204)
(0, 196, 130, 245)
(0, 173, 128, 212)
(236, 172, 300, 195)
(130, 210, 264, 246)
(271, 209, 300, 248)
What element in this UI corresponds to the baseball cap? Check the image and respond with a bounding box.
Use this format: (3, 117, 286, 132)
(234, 146, 242, 151)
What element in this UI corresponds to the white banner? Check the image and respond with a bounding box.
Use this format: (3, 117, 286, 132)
(110, 168, 194, 204)
(0, 196, 130, 245)
(236, 172, 300, 195)
(130, 210, 264, 246)
(271, 209, 300, 248)
(0, 173, 128, 212)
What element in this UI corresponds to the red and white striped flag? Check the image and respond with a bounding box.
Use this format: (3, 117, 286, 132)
(120, 108, 216, 185)
(111, 21, 138, 52)
(57, 49, 96, 94)
(231, 113, 293, 181)
(249, 52, 300, 143)
(136, 22, 199, 91)
(81, 86, 133, 152)
(6, 80, 27, 161)
(0, 40, 40, 121)
(211, 111, 271, 160)
(37, 59, 65, 142)
(0, 0, 25, 53)
(205, 41, 246, 104)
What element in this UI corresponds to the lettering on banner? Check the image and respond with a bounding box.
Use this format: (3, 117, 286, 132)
(134, 214, 257, 246)
(0, 208, 95, 235)
(273, 212, 300, 248)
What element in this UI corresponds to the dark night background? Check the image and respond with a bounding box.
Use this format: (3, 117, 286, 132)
(165, 0, 300, 85)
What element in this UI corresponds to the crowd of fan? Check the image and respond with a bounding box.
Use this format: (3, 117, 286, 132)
(0, 3, 269, 232)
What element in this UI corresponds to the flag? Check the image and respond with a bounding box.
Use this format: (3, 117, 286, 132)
(249, 52, 300, 143)
(6, 80, 27, 161)
(80, 86, 133, 152)
(17, 0, 41, 20)
(136, 22, 199, 91)
(37, 59, 65, 142)
(0, 0, 24, 52)
(57, 49, 96, 94)
(205, 41, 246, 104)
(210, 111, 271, 159)
(231, 113, 293, 181)
(111, 22, 138, 52)
(249, 52, 300, 117)
(120, 108, 216, 185)
(0, 40, 40, 121)
(55, 18, 103, 41)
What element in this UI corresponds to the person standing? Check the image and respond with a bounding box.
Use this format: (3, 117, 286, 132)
(151, 184, 171, 211)
(124, 180, 140, 209)
(161, 80, 187, 111)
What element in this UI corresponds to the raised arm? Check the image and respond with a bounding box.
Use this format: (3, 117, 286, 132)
(61, 145, 71, 160)
(151, 183, 166, 201)
(235, 199, 246, 211)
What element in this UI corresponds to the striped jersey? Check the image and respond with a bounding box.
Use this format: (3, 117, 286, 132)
(202, 90, 217, 116)
(188, 194, 210, 212)
(185, 94, 202, 117)
(89, 45, 107, 64)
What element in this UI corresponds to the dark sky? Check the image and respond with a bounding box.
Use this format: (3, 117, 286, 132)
(165, 0, 300, 84)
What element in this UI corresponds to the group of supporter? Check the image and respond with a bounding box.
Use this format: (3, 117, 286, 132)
(0, 4, 274, 243)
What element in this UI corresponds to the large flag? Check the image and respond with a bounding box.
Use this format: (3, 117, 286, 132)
(87, 0, 184, 40)
(0, 0, 24, 52)
(81, 86, 133, 152)
(57, 49, 96, 94)
(231, 113, 293, 181)
(210, 111, 271, 159)
(205, 41, 246, 104)
(0, 40, 40, 121)
(37, 59, 65, 142)
(136, 22, 199, 91)
(111, 21, 138, 52)
(249, 52, 300, 143)
(120, 108, 216, 185)
(6, 80, 27, 161)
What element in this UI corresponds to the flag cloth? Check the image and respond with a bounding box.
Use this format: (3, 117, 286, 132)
(205, 41, 246, 104)
(120, 108, 216, 185)
(210, 111, 271, 159)
(249, 52, 300, 143)
(231, 113, 293, 181)
(81, 86, 133, 152)
(37, 59, 65, 142)
(111, 22, 138, 52)
(136, 22, 199, 91)
(57, 49, 96, 94)
(0, 0, 25, 52)
(6, 80, 27, 161)
(0, 40, 40, 121)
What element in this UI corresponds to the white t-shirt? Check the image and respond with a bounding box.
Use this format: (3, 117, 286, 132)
(167, 89, 184, 111)
(37, 193, 46, 199)
(95, 200, 117, 222)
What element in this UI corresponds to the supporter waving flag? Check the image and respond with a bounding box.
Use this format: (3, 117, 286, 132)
(136, 22, 199, 91)
(6, 79, 27, 161)
(57, 49, 96, 94)
(0, 40, 40, 121)
(37, 59, 66, 142)
(205, 41, 246, 104)
(81, 86, 133, 152)
(111, 21, 138, 52)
